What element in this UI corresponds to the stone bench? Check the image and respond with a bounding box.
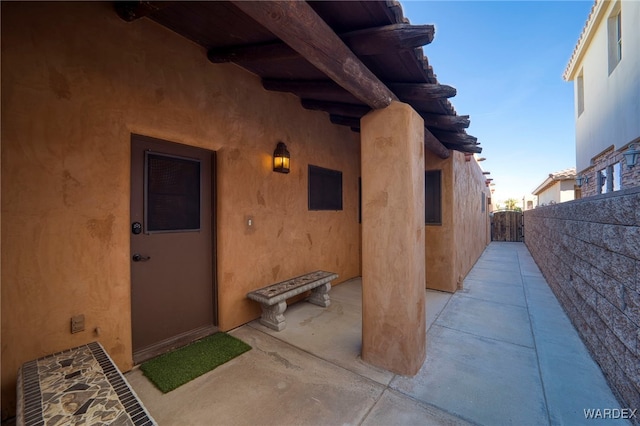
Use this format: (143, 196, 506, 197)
(17, 341, 156, 426)
(247, 270, 338, 331)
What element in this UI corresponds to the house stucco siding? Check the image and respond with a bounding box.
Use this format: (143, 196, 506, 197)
(538, 183, 562, 207)
(524, 188, 640, 410)
(572, 0, 640, 173)
(1, 2, 361, 417)
(425, 152, 490, 292)
(453, 153, 491, 285)
(536, 180, 576, 206)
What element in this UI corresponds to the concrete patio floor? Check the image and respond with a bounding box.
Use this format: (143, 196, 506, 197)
(126, 242, 628, 425)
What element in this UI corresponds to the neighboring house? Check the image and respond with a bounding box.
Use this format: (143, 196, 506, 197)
(532, 168, 577, 206)
(1, 1, 490, 417)
(523, 194, 537, 211)
(564, 0, 640, 198)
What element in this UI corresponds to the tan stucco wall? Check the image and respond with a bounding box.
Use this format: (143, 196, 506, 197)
(361, 102, 426, 375)
(1, 2, 361, 416)
(425, 152, 489, 292)
(425, 153, 456, 291)
(452, 152, 491, 282)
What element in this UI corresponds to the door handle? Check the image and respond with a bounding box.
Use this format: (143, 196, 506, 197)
(132, 254, 151, 262)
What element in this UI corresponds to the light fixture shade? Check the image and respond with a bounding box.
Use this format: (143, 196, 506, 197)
(623, 144, 639, 169)
(273, 142, 290, 173)
(575, 176, 584, 187)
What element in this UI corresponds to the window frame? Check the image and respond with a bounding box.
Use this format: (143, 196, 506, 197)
(577, 72, 585, 116)
(608, 5, 622, 74)
(425, 170, 442, 225)
(308, 164, 343, 211)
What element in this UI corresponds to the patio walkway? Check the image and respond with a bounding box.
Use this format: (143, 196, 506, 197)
(126, 242, 628, 425)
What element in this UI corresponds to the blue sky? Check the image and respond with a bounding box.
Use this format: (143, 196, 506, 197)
(400, 1, 594, 203)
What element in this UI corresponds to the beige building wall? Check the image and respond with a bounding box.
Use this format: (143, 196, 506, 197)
(1, 2, 361, 416)
(453, 153, 491, 283)
(425, 152, 489, 292)
(361, 102, 426, 375)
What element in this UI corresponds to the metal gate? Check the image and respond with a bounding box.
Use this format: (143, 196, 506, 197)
(491, 211, 523, 242)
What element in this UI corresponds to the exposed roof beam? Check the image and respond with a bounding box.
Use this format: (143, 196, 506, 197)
(450, 144, 483, 154)
(387, 83, 457, 101)
(341, 24, 435, 56)
(265, 80, 455, 103)
(429, 129, 478, 146)
(208, 23, 435, 63)
(230, 1, 397, 109)
(114, 1, 172, 22)
(425, 128, 451, 159)
(421, 114, 470, 130)
(330, 115, 360, 128)
(302, 100, 470, 134)
(301, 99, 371, 117)
(263, 80, 357, 100)
(327, 114, 450, 159)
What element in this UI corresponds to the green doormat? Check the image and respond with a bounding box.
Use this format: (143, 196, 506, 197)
(140, 332, 252, 393)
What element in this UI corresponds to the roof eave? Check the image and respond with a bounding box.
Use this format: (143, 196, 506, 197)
(563, 0, 605, 81)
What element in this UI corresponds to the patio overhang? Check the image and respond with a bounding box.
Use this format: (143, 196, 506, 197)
(114, 0, 481, 159)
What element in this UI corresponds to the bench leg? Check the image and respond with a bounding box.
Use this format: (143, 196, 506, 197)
(260, 301, 287, 331)
(308, 282, 331, 307)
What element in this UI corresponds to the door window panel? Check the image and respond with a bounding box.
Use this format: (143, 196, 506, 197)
(145, 152, 201, 233)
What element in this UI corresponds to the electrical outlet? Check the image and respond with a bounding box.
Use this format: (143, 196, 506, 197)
(71, 314, 85, 334)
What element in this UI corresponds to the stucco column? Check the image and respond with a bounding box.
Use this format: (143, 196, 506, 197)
(360, 101, 426, 375)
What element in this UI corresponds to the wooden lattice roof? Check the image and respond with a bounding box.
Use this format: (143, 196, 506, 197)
(115, 1, 481, 157)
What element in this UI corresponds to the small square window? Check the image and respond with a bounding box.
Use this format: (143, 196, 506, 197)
(308, 165, 342, 211)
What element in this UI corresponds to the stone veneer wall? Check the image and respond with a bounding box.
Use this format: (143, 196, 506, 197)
(524, 187, 640, 411)
(579, 144, 640, 198)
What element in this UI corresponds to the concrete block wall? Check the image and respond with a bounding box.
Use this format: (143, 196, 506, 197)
(524, 186, 640, 411)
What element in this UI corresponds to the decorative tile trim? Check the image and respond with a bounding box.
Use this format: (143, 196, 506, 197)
(17, 342, 156, 426)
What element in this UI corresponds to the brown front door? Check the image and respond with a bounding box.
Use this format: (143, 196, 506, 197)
(130, 134, 216, 364)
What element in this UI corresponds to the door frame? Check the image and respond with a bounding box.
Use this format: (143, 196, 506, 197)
(130, 133, 218, 364)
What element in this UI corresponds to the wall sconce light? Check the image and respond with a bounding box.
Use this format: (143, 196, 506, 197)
(273, 142, 290, 174)
(623, 143, 639, 169)
(576, 174, 590, 187)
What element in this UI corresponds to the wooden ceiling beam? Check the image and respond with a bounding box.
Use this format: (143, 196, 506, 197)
(330, 115, 360, 128)
(387, 83, 457, 101)
(265, 80, 456, 103)
(421, 113, 470, 130)
(446, 143, 483, 154)
(114, 1, 172, 22)
(341, 24, 435, 56)
(263, 80, 353, 98)
(326, 115, 451, 160)
(429, 129, 478, 146)
(301, 99, 371, 117)
(230, 1, 396, 109)
(425, 128, 451, 159)
(208, 23, 435, 63)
